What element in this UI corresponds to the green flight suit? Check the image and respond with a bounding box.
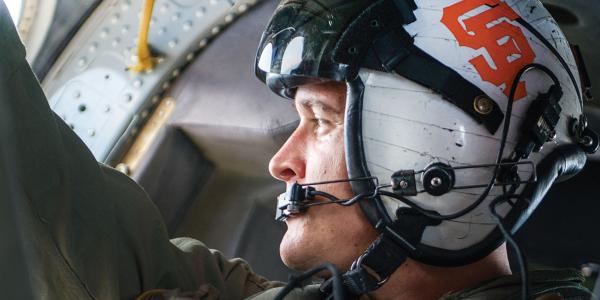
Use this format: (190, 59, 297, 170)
(0, 3, 282, 299)
(0, 2, 591, 300)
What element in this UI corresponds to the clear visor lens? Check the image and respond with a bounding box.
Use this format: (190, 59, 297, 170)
(254, 0, 366, 84)
(257, 36, 306, 76)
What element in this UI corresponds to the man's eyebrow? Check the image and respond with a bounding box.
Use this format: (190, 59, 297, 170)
(296, 98, 343, 115)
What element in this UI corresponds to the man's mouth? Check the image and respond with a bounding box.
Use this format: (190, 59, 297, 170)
(282, 210, 302, 223)
(285, 213, 300, 219)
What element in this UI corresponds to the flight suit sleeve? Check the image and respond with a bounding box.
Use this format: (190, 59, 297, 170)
(163, 238, 285, 299)
(0, 3, 282, 299)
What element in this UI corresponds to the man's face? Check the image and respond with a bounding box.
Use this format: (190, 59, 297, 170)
(269, 81, 378, 272)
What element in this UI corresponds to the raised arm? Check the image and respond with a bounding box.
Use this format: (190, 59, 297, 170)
(0, 3, 279, 299)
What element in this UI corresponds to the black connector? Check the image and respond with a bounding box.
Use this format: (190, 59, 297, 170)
(515, 84, 563, 159)
(391, 170, 417, 196)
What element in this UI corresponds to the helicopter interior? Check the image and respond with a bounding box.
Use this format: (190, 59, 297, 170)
(4, 0, 600, 287)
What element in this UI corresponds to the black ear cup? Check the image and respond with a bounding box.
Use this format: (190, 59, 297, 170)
(422, 163, 455, 196)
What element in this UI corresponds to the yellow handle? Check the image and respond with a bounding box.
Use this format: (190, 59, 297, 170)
(129, 0, 156, 73)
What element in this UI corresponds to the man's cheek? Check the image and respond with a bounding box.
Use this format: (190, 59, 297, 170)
(311, 150, 339, 178)
(315, 136, 345, 166)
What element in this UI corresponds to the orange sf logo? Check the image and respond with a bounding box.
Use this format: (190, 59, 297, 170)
(441, 0, 536, 100)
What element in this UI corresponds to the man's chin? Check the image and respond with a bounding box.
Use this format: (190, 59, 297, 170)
(279, 245, 339, 278)
(279, 229, 317, 272)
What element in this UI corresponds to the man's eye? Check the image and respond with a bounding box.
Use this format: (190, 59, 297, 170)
(311, 118, 334, 136)
(312, 118, 330, 128)
(316, 119, 328, 126)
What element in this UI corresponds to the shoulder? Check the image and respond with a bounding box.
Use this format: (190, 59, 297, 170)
(245, 284, 323, 300)
(440, 269, 591, 300)
(0, 2, 26, 74)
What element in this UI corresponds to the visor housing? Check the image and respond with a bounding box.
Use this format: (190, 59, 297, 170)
(254, 0, 370, 98)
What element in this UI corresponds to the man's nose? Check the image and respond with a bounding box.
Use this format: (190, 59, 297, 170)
(268, 130, 306, 183)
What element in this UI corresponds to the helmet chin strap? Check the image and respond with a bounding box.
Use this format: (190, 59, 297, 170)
(319, 226, 409, 297)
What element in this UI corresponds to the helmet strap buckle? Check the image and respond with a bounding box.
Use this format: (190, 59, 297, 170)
(321, 230, 408, 296)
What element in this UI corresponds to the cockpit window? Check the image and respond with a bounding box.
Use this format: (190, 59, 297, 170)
(3, 0, 23, 25)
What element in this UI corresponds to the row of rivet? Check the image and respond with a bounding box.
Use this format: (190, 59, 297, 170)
(57, 0, 258, 164)
(78, 0, 222, 71)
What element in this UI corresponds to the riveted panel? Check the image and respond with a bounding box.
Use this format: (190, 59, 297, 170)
(43, 0, 259, 164)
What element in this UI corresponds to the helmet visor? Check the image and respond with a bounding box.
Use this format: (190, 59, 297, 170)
(255, 0, 369, 95)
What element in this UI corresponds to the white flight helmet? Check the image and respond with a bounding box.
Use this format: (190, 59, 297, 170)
(256, 0, 597, 295)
